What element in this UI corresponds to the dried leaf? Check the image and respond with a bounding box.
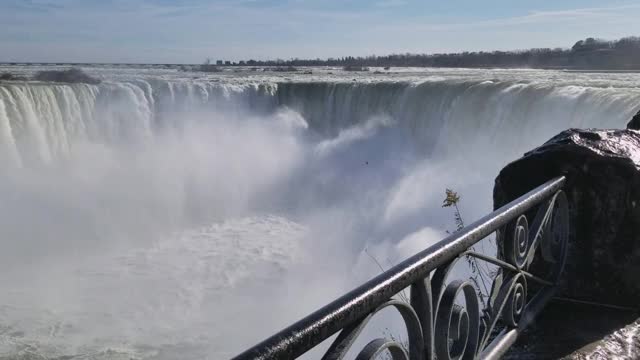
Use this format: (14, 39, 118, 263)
(442, 188, 460, 208)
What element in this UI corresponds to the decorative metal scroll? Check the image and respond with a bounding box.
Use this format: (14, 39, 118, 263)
(233, 177, 569, 360)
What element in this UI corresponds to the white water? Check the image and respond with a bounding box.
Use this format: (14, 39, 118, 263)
(0, 66, 638, 359)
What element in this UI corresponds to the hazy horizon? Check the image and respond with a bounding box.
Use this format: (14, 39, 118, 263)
(0, 35, 633, 66)
(3, 0, 640, 64)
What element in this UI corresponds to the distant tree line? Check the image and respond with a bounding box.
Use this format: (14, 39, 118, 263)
(215, 36, 640, 70)
(6, 36, 638, 71)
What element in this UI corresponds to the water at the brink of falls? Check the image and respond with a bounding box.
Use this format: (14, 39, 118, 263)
(0, 65, 639, 359)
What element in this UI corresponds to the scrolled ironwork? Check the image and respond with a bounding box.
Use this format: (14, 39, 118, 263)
(502, 276, 526, 327)
(356, 339, 409, 360)
(433, 279, 480, 360)
(322, 300, 424, 360)
(504, 215, 529, 269)
(233, 177, 569, 360)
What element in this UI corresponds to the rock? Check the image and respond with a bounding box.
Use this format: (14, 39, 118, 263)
(0, 72, 26, 81)
(627, 109, 640, 130)
(566, 317, 640, 359)
(34, 68, 101, 84)
(343, 65, 369, 72)
(504, 301, 639, 359)
(494, 128, 640, 307)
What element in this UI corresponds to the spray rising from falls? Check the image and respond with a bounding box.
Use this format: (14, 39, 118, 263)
(0, 70, 639, 359)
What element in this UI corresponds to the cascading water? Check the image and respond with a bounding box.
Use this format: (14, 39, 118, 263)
(0, 66, 638, 359)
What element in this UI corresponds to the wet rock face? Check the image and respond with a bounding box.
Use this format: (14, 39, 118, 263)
(34, 68, 101, 84)
(627, 110, 640, 130)
(569, 318, 640, 359)
(494, 128, 640, 307)
(504, 301, 639, 359)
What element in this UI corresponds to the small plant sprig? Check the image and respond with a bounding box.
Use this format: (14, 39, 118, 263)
(442, 188, 491, 308)
(442, 188, 464, 231)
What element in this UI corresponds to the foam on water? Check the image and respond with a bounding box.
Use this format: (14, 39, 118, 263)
(0, 216, 307, 359)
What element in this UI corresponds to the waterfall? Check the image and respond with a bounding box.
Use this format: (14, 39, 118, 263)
(1, 78, 638, 166)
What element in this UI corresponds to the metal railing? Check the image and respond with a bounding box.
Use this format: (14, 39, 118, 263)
(233, 177, 569, 360)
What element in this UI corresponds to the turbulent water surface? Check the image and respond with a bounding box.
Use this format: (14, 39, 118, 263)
(0, 65, 638, 359)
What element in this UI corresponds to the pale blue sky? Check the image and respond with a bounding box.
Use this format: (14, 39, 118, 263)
(2, 0, 640, 63)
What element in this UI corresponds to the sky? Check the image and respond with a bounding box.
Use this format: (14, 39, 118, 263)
(2, 0, 640, 63)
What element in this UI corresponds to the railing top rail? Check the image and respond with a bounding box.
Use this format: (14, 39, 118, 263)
(233, 176, 566, 360)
